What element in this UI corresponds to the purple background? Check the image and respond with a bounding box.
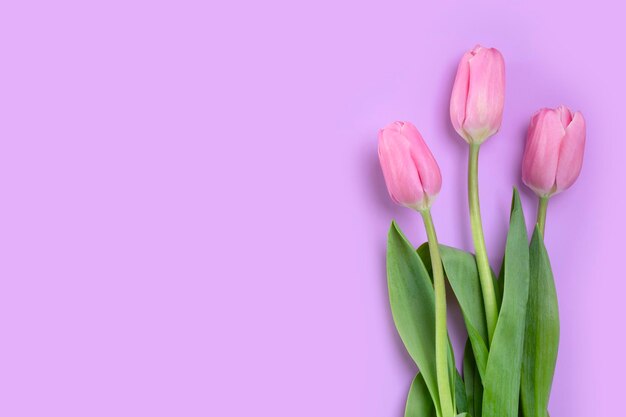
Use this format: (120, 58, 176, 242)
(0, 0, 621, 415)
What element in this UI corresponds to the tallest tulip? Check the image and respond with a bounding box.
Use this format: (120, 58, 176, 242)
(450, 45, 505, 144)
(450, 45, 505, 344)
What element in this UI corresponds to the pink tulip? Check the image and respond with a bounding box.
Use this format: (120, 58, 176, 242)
(378, 121, 442, 211)
(522, 106, 586, 197)
(450, 45, 506, 144)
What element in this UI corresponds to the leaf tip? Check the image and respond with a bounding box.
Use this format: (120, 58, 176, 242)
(512, 187, 521, 206)
(389, 220, 400, 235)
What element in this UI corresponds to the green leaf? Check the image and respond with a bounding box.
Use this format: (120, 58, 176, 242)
(448, 339, 457, 411)
(482, 189, 530, 417)
(417, 243, 433, 281)
(438, 246, 489, 343)
(456, 413, 469, 417)
(463, 340, 483, 417)
(387, 221, 440, 416)
(455, 368, 468, 414)
(416, 243, 465, 413)
(493, 267, 503, 310)
(466, 323, 488, 380)
(405, 373, 436, 417)
(439, 246, 490, 358)
(521, 227, 560, 417)
(417, 243, 489, 379)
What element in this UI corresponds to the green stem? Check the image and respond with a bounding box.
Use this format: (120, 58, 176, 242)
(421, 209, 454, 417)
(537, 196, 549, 236)
(468, 144, 498, 344)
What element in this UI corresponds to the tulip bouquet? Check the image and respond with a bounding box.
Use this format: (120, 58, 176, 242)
(379, 45, 586, 417)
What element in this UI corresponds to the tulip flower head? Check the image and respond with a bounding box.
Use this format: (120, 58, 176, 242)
(450, 45, 506, 144)
(378, 121, 442, 211)
(522, 106, 586, 197)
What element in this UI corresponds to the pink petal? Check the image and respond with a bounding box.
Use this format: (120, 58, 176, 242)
(555, 111, 586, 193)
(449, 51, 472, 141)
(556, 105, 574, 129)
(463, 47, 505, 142)
(402, 123, 442, 197)
(522, 109, 565, 196)
(378, 124, 424, 207)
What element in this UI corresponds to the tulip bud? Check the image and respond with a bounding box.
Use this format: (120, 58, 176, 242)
(450, 45, 506, 144)
(522, 106, 586, 197)
(378, 121, 442, 211)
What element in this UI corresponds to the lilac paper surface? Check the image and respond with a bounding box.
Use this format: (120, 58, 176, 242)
(0, 0, 620, 416)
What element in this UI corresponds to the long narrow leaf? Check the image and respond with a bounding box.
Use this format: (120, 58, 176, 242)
(416, 242, 460, 412)
(455, 368, 468, 414)
(387, 221, 441, 416)
(521, 227, 560, 417)
(448, 339, 457, 411)
(466, 323, 488, 380)
(463, 341, 483, 417)
(439, 246, 489, 344)
(417, 243, 489, 379)
(405, 373, 437, 417)
(482, 189, 530, 417)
